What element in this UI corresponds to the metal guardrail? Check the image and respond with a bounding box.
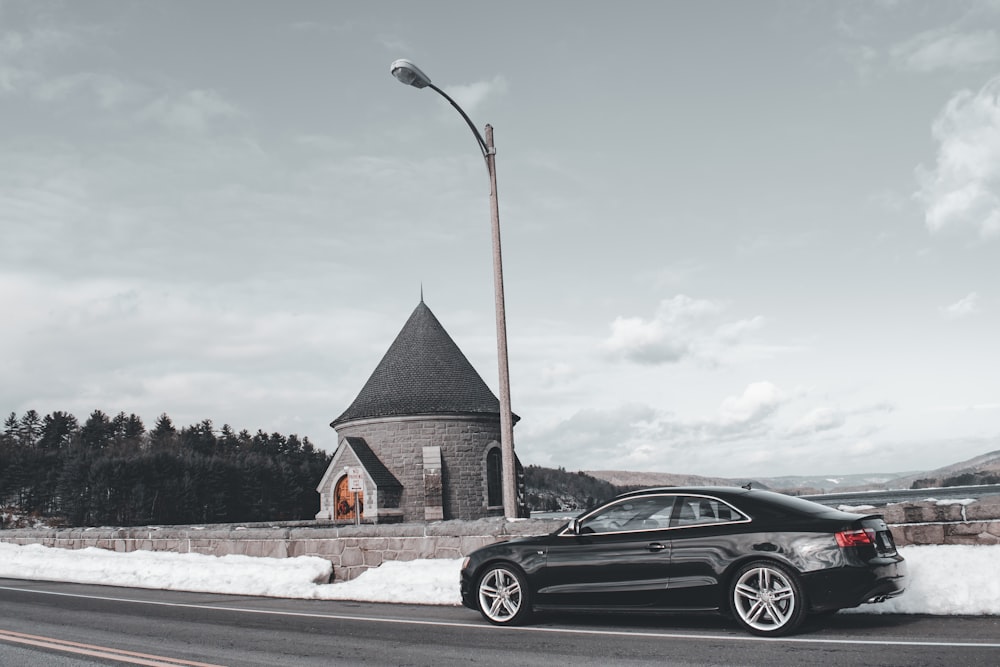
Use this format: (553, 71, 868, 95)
(802, 484, 1000, 507)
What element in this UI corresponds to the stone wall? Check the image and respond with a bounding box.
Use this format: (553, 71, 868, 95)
(0, 518, 565, 582)
(1, 495, 996, 583)
(881, 495, 1000, 546)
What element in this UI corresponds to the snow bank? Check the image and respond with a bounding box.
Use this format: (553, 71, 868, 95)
(847, 545, 1000, 616)
(1, 542, 997, 614)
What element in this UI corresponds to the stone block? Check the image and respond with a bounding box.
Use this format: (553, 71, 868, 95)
(877, 505, 905, 524)
(975, 531, 999, 545)
(902, 505, 936, 523)
(965, 496, 1000, 521)
(946, 521, 989, 536)
(460, 536, 498, 554)
(416, 539, 439, 559)
(903, 523, 945, 545)
(339, 549, 364, 568)
(288, 528, 342, 540)
(888, 526, 908, 547)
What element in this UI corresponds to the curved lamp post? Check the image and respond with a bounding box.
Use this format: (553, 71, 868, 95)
(390, 58, 518, 519)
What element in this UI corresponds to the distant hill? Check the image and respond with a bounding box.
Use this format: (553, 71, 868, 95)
(891, 449, 1000, 490)
(583, 469, 906, 494)
(526, 447, 1000, 511)
(523, 466, 622, 512)
(587, 449, 999, 493)
(584, 470, 756, 489)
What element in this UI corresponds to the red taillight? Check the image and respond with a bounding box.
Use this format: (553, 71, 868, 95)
(835, 528, 876, 548)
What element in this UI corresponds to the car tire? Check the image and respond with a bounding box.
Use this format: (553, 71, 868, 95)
(729, 560, 806, 636)
(476, 563, 532, 626)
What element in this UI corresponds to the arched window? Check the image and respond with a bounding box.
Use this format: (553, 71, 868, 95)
(334, 475, 364, 521)
(486, 447, 503, 507)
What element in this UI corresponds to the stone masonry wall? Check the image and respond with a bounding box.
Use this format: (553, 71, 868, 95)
(881, 494, 1000, 546)
(337, 415, 502, 522)
(0, 518, 565, 582)
(1, 495, 996, 583)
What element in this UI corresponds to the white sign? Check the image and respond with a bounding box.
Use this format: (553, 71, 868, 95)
(346, 467, 364, 492)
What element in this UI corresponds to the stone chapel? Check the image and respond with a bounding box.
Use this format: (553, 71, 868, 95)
(315, 299, 526, 523)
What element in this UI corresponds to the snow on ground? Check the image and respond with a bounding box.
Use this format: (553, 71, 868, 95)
(0, 542, 997, 614)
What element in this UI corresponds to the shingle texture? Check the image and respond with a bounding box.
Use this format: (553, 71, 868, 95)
(331, 301, 509, 426)
(344, 436, 402, 489)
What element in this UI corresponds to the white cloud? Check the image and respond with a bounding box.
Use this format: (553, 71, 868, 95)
(916, 76, 1000, 239)
(603, 295, 764, 365)
(788, 406, 847, 435)
(604, 314, 690, 364)
(443, 75, 508, 114)
(892, 29, 1000, 72)
(942, 292, 981, 319)
(717, 382, 784, 427)
(522, 381, 792, 474)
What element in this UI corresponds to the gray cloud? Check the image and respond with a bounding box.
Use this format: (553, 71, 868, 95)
(603, 295, 765, 366)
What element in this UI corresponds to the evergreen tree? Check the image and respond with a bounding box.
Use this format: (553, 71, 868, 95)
(39, 411, 79, 451)
(1, 408, 332, 527)
(80, 410, 112, 451)
(150, 413, 177, 450)
(18, 410, 42, 448)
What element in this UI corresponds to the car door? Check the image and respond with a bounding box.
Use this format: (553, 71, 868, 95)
(534, 493, 676, 608)
(659, 494, 751, 609)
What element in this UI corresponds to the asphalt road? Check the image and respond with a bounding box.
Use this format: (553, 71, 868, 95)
(0, 579, 997, 667)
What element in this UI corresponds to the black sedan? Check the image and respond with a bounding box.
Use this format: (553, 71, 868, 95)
(460, 487, 906, 636)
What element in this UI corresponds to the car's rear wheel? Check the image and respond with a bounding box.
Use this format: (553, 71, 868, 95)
(730, 560, 806, 636)
(476, 563, 532, 626)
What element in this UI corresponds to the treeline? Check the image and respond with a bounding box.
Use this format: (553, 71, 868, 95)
(524, 465, 626, 512)
(1, 409, 331, 527)
(911, 471, 1000, 489)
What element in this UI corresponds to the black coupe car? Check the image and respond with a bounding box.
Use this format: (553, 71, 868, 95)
(460, 487, 906, 636)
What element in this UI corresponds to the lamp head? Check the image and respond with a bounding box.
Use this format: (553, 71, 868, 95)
(390, 58, 432, 89)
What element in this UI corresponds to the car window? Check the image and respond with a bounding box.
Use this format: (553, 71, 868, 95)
(672, 496, 745, 527)
(578, 494, 676, 534)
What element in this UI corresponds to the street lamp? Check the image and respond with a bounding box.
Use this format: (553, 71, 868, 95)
(390, 58, 518, 520)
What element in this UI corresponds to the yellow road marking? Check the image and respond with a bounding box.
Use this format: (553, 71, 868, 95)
(0, 628, 225, 667)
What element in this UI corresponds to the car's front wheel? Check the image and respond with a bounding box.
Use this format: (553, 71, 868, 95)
(476, 563, 532, 626)
(730, 560, 806, 636)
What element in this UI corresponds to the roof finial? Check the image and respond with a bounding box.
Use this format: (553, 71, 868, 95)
(420, 283, 424, 303)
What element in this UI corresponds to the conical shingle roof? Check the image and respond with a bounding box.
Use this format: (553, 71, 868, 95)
(331, 301, 515, 427)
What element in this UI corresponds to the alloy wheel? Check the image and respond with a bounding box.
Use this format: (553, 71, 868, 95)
(731, 562, 805, 636)
(477, 565, 529, 625)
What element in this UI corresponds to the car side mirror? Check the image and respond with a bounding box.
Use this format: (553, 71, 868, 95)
(565, 518, 580, 535)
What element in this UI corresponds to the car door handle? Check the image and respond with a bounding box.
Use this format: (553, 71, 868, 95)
(646, 543, 667, 552)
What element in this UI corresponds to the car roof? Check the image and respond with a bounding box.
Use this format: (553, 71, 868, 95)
(612, 486, 857, 520)
(616, 486, 753, 499)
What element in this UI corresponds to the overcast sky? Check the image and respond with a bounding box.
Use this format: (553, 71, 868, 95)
(2, 0, 998, 479)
